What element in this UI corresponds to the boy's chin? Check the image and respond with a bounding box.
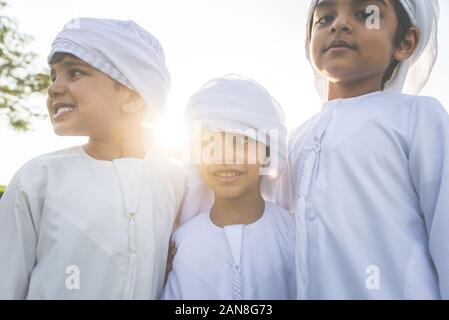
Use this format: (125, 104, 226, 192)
(52, 125, 83, 137)
(321, 69, 369, 84)
(213, 187, 247, 200)
(321, 62, 375, 81)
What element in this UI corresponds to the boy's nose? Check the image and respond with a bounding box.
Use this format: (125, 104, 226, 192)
(47, 81, 67, 98)
(222, 145, 235, 164)
(221, 143, 242, 164)
(330, 15, 352, 34)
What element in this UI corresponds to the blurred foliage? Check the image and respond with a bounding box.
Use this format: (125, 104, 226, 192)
(0, 0, 50, 131)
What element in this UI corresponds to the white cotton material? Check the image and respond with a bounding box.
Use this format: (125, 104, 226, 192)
(48, 18, 171, 118)
(0, 146, 185, 299)
(288, 92, 449, 299)
(162, 202, 296, 300)
(180, 74, 288, 224)
(305, 0, 439, 101)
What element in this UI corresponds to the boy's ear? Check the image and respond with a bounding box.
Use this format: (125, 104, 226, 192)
(393, 27, 420, 63)
(122, 90, 145, 115)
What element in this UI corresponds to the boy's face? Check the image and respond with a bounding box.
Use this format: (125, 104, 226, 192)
(198, 131, 268, 200)
(309, 0, 400, 85)
(47, 55, 131, 137)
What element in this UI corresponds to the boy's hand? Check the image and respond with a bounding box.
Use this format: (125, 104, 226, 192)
(165, 240, 177, 282)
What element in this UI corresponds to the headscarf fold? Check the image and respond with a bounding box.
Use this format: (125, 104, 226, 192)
(48, 17, 171, 119)
(306, 0, 440, 101)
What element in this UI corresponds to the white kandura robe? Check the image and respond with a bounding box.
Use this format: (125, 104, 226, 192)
(0, 146, 185, 299)
(162, 202, 296, 300)
(287, 91, 449, 299)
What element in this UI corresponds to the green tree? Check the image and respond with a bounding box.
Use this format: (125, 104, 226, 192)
(0, 0, 50, 131)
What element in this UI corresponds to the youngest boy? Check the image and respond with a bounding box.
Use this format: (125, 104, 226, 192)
(162, 75, 296, 300)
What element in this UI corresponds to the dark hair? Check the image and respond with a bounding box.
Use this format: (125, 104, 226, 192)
(306, 0, 413, 89)
(49, 52, 76, 65)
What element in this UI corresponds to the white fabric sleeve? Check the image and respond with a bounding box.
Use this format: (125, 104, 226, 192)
(0, 171, 41, 299)
(408, 97, 449, 299)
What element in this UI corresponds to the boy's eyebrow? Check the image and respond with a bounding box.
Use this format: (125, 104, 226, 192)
(316, 0, 389, 9)
(58, 60, 92, 68)
(50, 59, 92, 70)
(315, 0, 337, 9)
(353, 0, 388, 8)
(50, 59, 93, 78)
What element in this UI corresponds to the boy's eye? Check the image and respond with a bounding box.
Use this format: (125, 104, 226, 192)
(201, 140, 212, 149)
(355, 10, 374, 21)
(316, 15, 334, 25)
(235, 136, 249, 146)
(69, 69, 86, 78)
(200, 135, 249, 149)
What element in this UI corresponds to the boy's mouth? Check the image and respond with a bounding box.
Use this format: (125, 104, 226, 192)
(324, 39, 356, 53)
(211, 168, 244, 183)
(53, 102, 76, 120)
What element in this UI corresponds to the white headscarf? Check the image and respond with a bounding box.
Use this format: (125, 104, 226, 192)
(48, 17, 171, 119)
(180, 74, 288, 224)
(185, 74, 287, 164)
(306, 0, 440, 101)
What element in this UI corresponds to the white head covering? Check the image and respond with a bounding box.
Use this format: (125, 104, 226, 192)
(179, 74, 287, 224)
(185, 74, 287, 165)
(48, 17, 171, 119)
(306, 0, 440, 101)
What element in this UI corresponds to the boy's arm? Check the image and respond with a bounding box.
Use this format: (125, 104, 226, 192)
(409, 97, 449, 299)
(0, 172, 39, 299)
(161, 229, 182, 300)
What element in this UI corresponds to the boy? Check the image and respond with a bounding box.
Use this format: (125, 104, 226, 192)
(289, 0, 448, 299)
(0, 18, 185, 299)
(162, 75, 296, 299)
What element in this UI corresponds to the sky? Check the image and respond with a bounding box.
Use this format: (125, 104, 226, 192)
(1, 0, 448, 185)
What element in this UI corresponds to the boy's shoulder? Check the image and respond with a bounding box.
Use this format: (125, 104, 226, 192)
(406, 94, 448, 116)
(379, 93, 446, 113)
(172, 211, 211, 245)
(265, 201, 291, 216)
(264, 201, 294, 230)
(17, 146, 83, 176)
(9, 146, 84, 195)
(385, 93, 449, 127)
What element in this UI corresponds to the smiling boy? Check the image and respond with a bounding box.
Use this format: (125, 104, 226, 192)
(162, 75, 295, 300)
(0, 18, 185, 299)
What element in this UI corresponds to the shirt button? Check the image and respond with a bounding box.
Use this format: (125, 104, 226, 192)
(314, 135, 320, 141)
